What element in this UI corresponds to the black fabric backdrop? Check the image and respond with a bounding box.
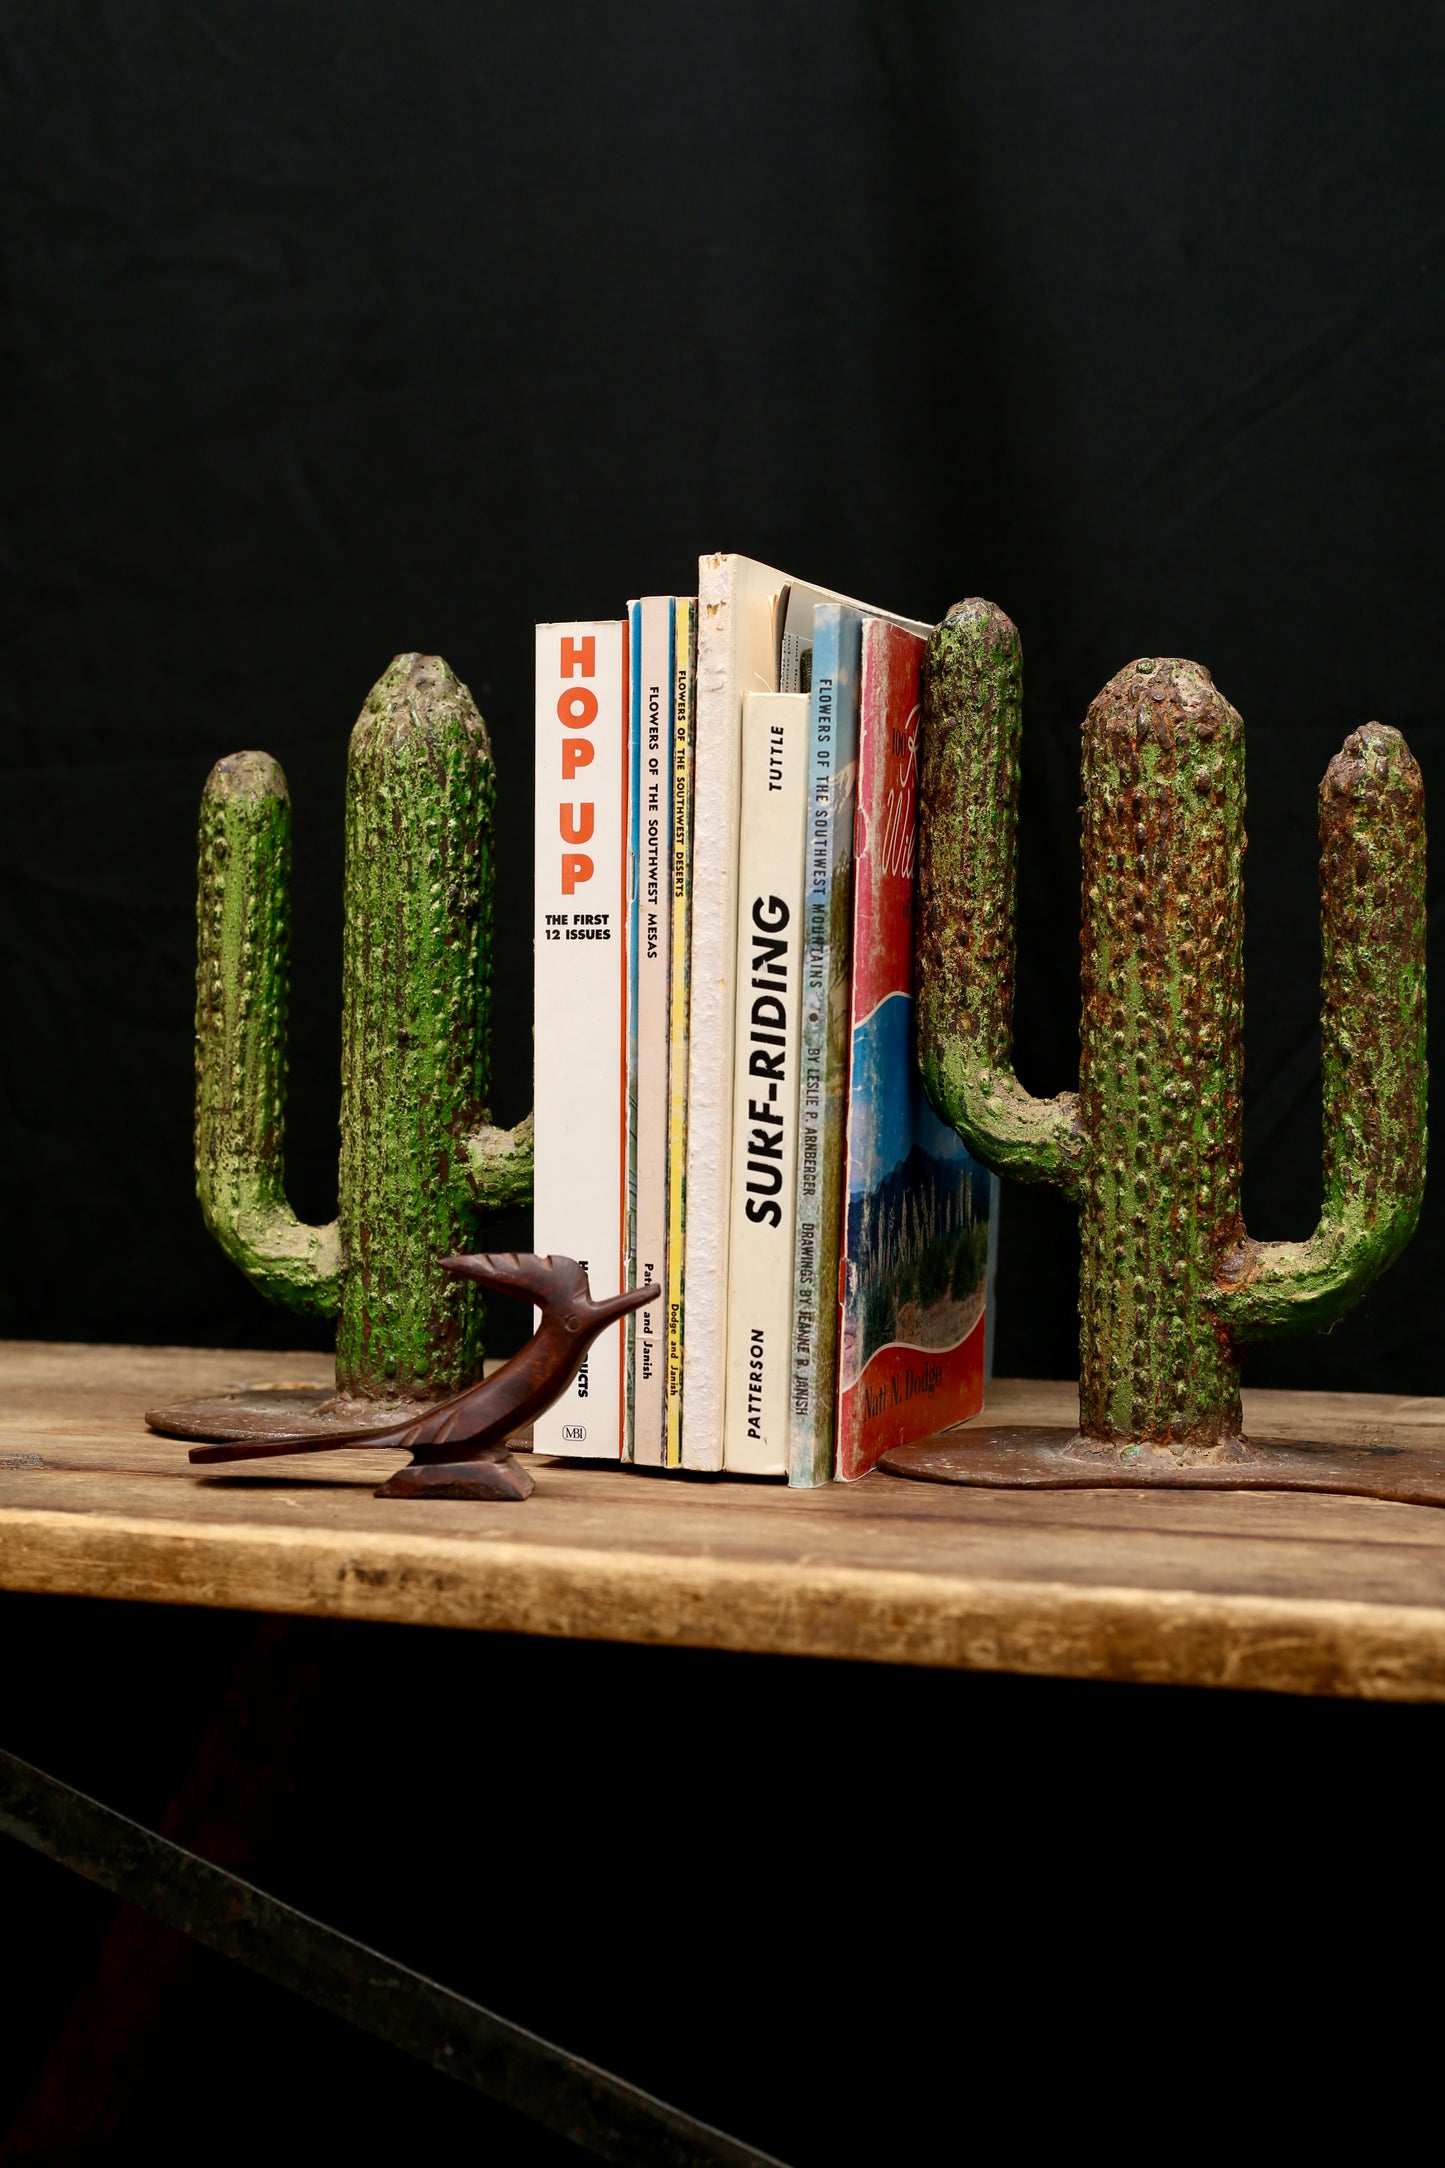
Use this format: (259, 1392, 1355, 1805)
(1, 0, 1442, 1390)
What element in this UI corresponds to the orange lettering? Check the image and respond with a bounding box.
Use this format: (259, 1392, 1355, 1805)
(561, 853, 593, 894)
(562, 737, 595, 779)
(559, 636, 595, 678)
(558, 686, 598, 728)
(560, 803, 595, 845)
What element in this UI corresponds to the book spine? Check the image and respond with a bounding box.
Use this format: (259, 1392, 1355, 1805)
(788, 605, 862, 1487)
(533, 620, 629, 1458)
(631, 598, 674, 1465)
(681, 552, 741, 1470)
(984, 1173, 1002, 1382)
(722, 693, 809, 1473)
(664, 599, 696, 1469)
(624, 602, 642, 1458)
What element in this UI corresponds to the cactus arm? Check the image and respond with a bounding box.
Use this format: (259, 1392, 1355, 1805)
(461, 1111, 534, 1214)
(1215, 723, 1427, 1339)
(196, 753, 343, 1315)
(916, 598, 1084, 1195)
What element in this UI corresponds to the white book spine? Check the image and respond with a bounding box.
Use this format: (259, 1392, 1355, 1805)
(631, 597, 673, 1465)
(683, 553, 788, 1469)
(624, 600, 640, 1458)
(533, 620, 629, 1458)
(722, 693, 808, 1473)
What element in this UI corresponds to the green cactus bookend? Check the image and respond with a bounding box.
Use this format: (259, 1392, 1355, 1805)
(911, 599, 1427, 1484)
(195, 654, 533, 1412)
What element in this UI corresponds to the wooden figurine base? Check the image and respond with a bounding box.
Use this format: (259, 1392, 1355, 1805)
(879, 1425, 1445, 1508)
(374, 1452, 534, 1502)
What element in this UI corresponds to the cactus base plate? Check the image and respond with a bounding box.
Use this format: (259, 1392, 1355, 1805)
(878, 1427, 1445, 1508)
(146, 1386, 443, 1446)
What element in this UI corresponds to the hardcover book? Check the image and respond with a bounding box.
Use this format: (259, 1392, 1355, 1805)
(533, 619, 630, 1459)
(836, 618, 994, 1479)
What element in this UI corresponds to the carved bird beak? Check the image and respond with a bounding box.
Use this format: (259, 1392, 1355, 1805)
(590, 1283, 662, 1326)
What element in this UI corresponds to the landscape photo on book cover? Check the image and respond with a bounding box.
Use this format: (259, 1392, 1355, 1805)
(839, 990, 990, 1436)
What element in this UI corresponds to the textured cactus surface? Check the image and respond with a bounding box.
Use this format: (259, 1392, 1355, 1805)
(197, 654, 532, 1405)
(918, 601, 1427, 1451)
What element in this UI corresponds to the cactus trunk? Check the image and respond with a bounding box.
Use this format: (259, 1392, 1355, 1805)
(336, 657, 495, 1400)
(1077, 660, 1246, 1446)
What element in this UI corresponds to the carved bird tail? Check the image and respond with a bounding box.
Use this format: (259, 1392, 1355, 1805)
(438, 1250, 583, 1308)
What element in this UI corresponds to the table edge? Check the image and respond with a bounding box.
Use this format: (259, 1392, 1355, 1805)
(1, 1504, 1443, 1703)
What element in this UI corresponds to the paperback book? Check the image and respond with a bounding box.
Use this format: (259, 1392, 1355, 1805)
(664, 600, 696, 1468)
(629, 598, 675, 1464)
(533, 619, 630, 1458)
(789, 604, 862, 1488)
(722, 691, 809, 1473)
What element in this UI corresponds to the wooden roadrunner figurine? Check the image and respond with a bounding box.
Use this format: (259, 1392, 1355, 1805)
(163, 1256, 657, 1500)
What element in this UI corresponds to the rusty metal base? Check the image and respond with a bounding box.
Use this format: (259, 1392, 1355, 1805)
(146, 1385, 436, 1446)
(374, 1452, 534, 1502)
(878, 1426, 1445, 1507)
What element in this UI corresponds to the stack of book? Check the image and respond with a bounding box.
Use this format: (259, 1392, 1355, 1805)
(533, 556, 997, 1483)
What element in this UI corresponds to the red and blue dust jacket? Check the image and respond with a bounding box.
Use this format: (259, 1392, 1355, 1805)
(835, 618, 993, 1480)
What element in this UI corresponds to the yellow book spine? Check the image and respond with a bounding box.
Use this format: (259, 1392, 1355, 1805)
(664, 599, 696, 1468)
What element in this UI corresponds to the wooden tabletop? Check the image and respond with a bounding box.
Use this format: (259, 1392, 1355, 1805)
(2, 1340, 1445, 1702)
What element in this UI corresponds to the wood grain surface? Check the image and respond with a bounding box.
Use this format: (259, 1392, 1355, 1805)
(1, 1342, 1444, 1702)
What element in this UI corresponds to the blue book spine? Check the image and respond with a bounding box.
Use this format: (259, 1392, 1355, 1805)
(984, 1175, 1002, 1383)
(787, 604, 862, 1486)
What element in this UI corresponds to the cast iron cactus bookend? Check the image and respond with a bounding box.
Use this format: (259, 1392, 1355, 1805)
(882, 599, 1436, 1504)
(148, 1256, 657, 1501)
(150, 653, 533, 1445)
